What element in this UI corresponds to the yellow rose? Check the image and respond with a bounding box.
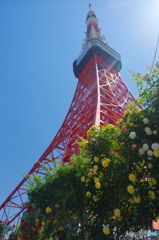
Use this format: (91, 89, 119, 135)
(137, 110, 142, 114)
(148, 163, 153, 168)
(94, 177, 100, 183)
(93, 165, 98, 171)
(94, 157, 99, 162)
(46, 207, 52, 214)
(114, 209, 121, 217)
(86, 191, 91, 197)
(134, 196, 141, 203)
(128, 198, 135, 204)
(117, 119, 123, 124)
(40, 226, 44, 232)
(148, 178, 157, 185)
(124, 110, 130, 115)
(127, 185, 135, 194)
(102, 160, 108, 168)
(87, 172, 93, 177)
(102, 158, 110, 167)
(82, 140, 89, 148)
(93, 195, 99, 202)
(105, 158, 111, 164)
(95, 182, 101, 189)
(154, 150, 159, 157)
(103, 226, 110, 235)
(87, 129, 94, 138)
(128, 174, 136, 182)
(149, 191, 156, 199)
(81, 176, 85, 182)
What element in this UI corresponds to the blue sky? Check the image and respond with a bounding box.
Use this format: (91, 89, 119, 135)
(0, 0, 159, 209)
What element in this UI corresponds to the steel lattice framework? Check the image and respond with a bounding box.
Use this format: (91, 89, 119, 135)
(0, 4, 135, 225)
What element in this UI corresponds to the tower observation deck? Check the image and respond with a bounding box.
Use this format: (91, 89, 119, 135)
(73, 3, 122, 78)
(73, 39, 122, 78)
(0, 4, 135, 225)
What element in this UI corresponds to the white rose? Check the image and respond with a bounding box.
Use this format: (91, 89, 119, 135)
(147, 150, 154, 156)
(153, 130, 157, 135)
(151, 143, 159, 151)
(145, 127, 151, 132)
(138, 148, 145, 155)
(152, 87, 158, 94)
(145, 127, 152, 135)
(142, 73, 150, 81)
(143, 143, 149, 151)
(143, 118, 149, 124)
(129, 131, 136, 139)
(146, 130, 152, 135)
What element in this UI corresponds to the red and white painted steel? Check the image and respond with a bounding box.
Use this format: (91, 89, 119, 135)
(0, 5, 135, 225)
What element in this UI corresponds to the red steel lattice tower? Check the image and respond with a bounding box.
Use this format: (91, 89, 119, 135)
(0, 4, 135, 224)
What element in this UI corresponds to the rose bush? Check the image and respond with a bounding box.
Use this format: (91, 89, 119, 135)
(9, 63, 159, 240)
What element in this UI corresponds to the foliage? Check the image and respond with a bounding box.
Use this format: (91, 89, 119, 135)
(0, 222, 12, 240)
(10, 63, 159, 240)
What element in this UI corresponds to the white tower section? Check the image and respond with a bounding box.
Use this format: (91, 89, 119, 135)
(82, 4, 107, 49)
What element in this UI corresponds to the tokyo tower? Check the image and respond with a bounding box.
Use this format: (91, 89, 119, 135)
(0, 4, 135, 224)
